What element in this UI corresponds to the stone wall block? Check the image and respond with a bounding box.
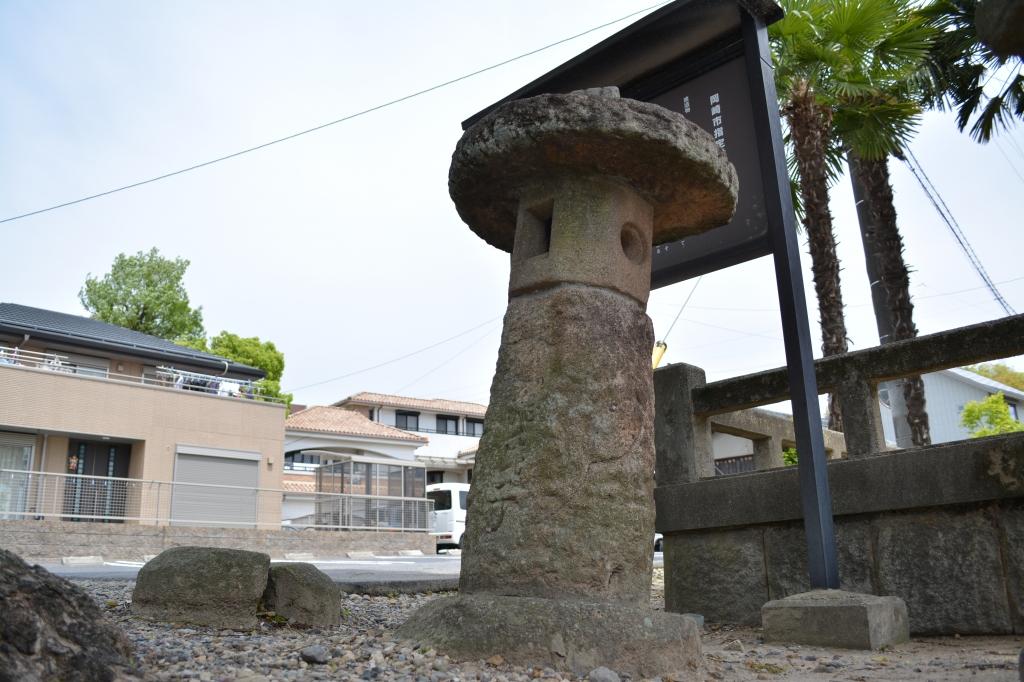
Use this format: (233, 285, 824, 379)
(764, 519, 874, 600)
(0, 520, 434, 561)
(996, 504, 1024, 633)
(874, 508, 1012, 634)
(664, 528, 766, 625)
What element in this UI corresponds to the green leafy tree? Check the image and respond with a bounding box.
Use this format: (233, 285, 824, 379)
(190, 332, 292, 406)
(965, 362, 1024, 391)
(960, 392, 1024, 437)
(782, 447, 799, 466)
(79, 248, 205, 343)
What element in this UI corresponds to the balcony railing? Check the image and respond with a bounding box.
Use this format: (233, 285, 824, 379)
(388, 424, 484, 437)
(0, 347, 285, 404)
(0, 469, 432, 532)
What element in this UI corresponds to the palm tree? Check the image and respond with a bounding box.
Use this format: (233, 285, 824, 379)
(770, 0, 932, 432)
(833, 6, 936, 448)
(919, 0, 1024, 142)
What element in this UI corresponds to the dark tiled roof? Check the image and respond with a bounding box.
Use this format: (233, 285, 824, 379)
(0, 302, 264, 378)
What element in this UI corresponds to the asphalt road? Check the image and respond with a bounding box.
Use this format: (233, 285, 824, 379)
(44, 552, 664, 593)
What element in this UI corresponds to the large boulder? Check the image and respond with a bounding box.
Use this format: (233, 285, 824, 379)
(132, 546, 270, 629)
(0, 548, 136, 682)
(261, 562, 341, 627)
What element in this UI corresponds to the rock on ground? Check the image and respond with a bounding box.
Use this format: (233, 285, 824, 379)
(0, 548, 136, 682)
(132, 546, 270, 629)
(262, 563, 341, 627)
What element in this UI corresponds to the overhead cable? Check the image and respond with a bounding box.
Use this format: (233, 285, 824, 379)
(901, 148, 1016, 316)
(285, 316, 500, 393)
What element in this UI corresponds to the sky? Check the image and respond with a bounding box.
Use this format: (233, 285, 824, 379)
(2, 0, 1022, 411)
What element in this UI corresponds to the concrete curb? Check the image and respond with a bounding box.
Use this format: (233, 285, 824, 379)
(335, 577, 458, 595)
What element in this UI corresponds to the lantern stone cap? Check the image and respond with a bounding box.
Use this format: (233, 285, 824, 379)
(449, 90, 739, 252)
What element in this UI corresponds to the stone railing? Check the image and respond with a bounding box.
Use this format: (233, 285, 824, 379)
(653, 314, 1024, 635)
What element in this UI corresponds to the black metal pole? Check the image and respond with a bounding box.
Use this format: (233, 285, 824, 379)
(741, 9, 840, 589)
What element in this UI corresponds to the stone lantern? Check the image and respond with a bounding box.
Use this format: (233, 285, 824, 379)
(399, 88, 737, 678)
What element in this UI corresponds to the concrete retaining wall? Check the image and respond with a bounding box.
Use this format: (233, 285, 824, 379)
(0, 520, 435, 562)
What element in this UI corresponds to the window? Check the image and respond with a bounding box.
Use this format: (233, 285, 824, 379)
(404, 467, 425, 498)
(428, 490, 451, 511)
(427, 470, 444, 485)
(284, 452, 322, 471)
(465, 418, 484, 437)
(459, 491, 468, 510)
(367, 408, 375, 421)
(1010, 402, 1020, 421)
(437, 415, 459, 435)
(350, 462, 370, 494)
(396, 411, 419, 431)
(55, 352, 110, 378)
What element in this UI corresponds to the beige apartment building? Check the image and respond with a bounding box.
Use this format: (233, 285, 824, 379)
(0, 303, 286, 527)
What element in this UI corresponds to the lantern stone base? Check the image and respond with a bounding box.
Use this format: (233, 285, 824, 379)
(396, 594, 703, 678)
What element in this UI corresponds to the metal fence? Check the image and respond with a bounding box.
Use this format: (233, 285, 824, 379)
(0, 469, 432, 532)
(0, 347, 286, 404)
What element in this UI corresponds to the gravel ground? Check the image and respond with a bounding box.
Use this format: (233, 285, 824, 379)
(75, 570, 1022, 682)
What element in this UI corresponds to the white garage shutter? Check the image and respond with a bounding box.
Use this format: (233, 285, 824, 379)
(171, 449, 259, 527)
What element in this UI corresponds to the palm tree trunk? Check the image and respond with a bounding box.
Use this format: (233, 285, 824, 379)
(848, 151, 931, 447)
(785, 82, 849, 431)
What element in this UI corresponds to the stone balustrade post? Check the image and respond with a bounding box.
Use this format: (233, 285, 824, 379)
(752, 435, 785, 469)
(654, 362, 714, 484)
(838, 370, 886, 458)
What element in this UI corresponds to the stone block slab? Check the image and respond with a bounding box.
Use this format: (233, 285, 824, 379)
(132, 546, 270, 629)
(875, 507, 1012, 634)
(998, 504, 1024, 633)
(763, 590, 909, 650)
(262, 562, 340, 627)
(397, 593, 702, 678)
(664, 528, 765, 625)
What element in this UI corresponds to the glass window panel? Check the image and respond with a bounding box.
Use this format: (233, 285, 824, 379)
(388, 465, 403, 497)
(405, 468, 425, 498)
(350, 462, 368, 495)
(427, 490, 451, 511)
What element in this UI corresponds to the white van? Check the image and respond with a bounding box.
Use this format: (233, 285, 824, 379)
(426, 482, 469, 550)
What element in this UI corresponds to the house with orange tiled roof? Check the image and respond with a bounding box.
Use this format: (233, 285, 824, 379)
(281, 405, 428, 524)
(333, 391, 487, 485)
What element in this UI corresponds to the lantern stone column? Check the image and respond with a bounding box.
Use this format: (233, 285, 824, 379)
(398, 88, 738, 678)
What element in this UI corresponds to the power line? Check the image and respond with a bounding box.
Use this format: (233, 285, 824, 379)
(0, 1, 671, 225)
(902, 148, 1016, 316)
(1004, 134, 1024, 164)
(661, 275, 703, 341)
(993, 139, 1024, 185)
(285, 316, 500, 393)
(396, 325, 500, 393)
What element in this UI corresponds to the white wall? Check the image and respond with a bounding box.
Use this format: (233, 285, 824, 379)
(281, 495, 314, 523)
(371, 407, 480, 460)
(920, 372, 997, 444)
(711, 432, 753, 459)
